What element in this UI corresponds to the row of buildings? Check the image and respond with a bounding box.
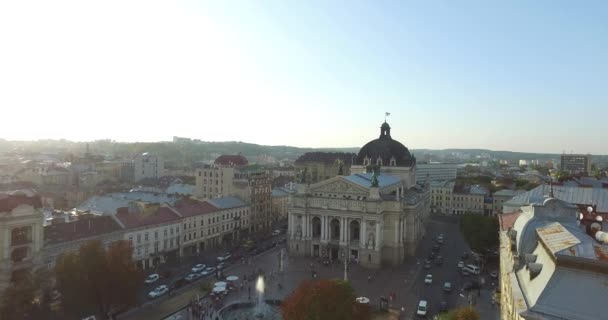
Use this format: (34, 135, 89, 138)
(0, 190, 261, 291)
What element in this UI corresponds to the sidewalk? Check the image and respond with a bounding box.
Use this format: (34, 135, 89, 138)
(119, 286, 206, 320)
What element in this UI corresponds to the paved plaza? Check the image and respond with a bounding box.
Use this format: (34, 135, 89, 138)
(123, 216, 499, 320)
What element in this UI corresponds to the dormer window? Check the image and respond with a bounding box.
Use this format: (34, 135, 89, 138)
(363, 157, 371, 166)
(376, 158, 382, 166)
(389, 157, 396, 166)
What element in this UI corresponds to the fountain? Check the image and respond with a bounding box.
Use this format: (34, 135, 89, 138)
(255, 276, 265, 317)
(219, 275, 283, 320)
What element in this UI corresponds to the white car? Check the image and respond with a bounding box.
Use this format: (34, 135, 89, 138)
(148, 285, 169, 298)
(217, 253, 231, 262)
(185, 273, 201, 282)
(272, 229, 281, 236)
(416, 300, 428, 316)
(200, 267, 216, 276)
(191, 264, 206, 273)
(457, 261, 465, 269)
(145, 273, 160, 284)
(424, 274, 433, 284)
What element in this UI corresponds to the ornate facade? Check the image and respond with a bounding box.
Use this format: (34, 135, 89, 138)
(288, 122, 430, 268)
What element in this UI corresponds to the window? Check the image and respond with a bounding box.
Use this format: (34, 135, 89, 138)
(164, 229, 168, 236)
(198, 171, 201, 177)
(137, 234, 141, 243)
(129, 236, 133, 245)
(376, 158, 382, 165)
(154, 231, 158, 240)
(144, 233, 148, 241)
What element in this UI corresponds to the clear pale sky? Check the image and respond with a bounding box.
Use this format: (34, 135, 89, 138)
(1, 1, 606, 154)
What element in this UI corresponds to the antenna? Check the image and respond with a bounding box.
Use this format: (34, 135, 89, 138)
(549, 178, 554, 198)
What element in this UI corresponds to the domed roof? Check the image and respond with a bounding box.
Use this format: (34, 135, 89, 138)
(355, 122, 415, 167)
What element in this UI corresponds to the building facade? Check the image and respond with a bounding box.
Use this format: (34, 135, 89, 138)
(560, 153, 592, 174)
(294, 152, 356, 184)
(134, 152, 164, 182)
(288, 122, 430, 268)
(0, 191, 45, 291)
(499, 197, 608, 320)
(430, 181, 454, 214)
(271, 187, 290, 224)
(415, 163, 457, 183)
(492, 189, 524, 215)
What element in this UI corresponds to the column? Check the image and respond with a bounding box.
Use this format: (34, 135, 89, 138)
(360, 220, 366, 248)
(320, 216, 325, 240)
(289, 213, 294, 239)
(394, 220, 399, 244)
(375, 221, 381, 251)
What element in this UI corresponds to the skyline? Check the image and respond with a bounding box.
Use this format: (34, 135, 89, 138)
(1, 1, 607, 154)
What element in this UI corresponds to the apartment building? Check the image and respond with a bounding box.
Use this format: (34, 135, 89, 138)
(415, 163, 457, 183)
(134, 152, 164, 182)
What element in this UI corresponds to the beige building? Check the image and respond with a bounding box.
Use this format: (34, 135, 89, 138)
(0, 191, 45, 291)
(271, 187, 290, 224)
(288, 122, 430, 268)
(294, 152, 356, 184)
(175, 197, 251, 257)
(499, 197, 608, 320)
(492, 189, 524, 215)
(134, 152, 164, 182)
(194, 155, 248, 199)
(430, 181, 454, 214)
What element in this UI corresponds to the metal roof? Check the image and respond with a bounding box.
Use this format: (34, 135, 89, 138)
(536, 222, 581, 255)
(272, 188, 289, 198)
(343, 173, 400, 190)
(207, 196, 247, 210)
(505, 185, 608, 212)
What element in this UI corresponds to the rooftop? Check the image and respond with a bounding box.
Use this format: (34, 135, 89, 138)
(173, 199, 218, 217)
(0, 190, 42, 213)
(344, 173, 401, 190)
(114, 206, 180, 229)
(505, 184, 608, 213)
(294, 152, 356, 165)
(44, 215, 122, 245)
(207, 196, 248, 210)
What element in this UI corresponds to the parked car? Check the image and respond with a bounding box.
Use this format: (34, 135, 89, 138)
(185, 273, 201, 282)
(490, 271, 498, 279)
(442, 282, 452, 292)
(148, 285, 169, 298)
(145, 274, 160, 284)
(462, 252, 469, 259)
(416, 300, 428, 317)
(217, 253, 232, 262)
(439, 301, 448, 312)
(424, 274, 433, 284)
(272, 229, 281, 236)
(462, 269, 470, 277)
(432, 244, 440, 252)
(424, 262, 432, 269)
(217, 262, 226, 270)
(200, 267, 216, 276)
(457, 261, 465, 269)
(191, 264, 206, 273)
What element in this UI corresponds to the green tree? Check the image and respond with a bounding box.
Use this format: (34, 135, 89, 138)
(460, 213, 499, 252)
(55, 240, 143, 319)
(436, 307, 480, 320)
(281, 279, 370, 320)
(0, 268, 56, 320)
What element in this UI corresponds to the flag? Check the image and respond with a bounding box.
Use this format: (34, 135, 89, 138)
(385, 112, 390, 116)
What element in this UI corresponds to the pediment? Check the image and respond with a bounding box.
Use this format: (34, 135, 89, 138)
(309, 177, 368, 195)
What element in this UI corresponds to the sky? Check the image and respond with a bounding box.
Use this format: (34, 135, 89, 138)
(0, 1, 607, 154)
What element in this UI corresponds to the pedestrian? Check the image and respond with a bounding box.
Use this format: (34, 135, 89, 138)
(368, 274, 371, 282)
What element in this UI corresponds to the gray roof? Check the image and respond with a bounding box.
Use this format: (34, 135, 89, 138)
(343, 173, 400, 190)
(493, 189, 523, 197)
(272, 188, 289, 198)
(505, 185, 608, 212)
(166, 184, 195, 196)
(207, 196, 247, 210)
(78, 191, 182, 215)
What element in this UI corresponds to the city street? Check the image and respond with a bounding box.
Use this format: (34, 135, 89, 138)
(124, 216, 499, 320)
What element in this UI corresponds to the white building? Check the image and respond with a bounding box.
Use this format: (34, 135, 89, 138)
(288, 122, 430, 268)
(415, 163, 457, 182)
(134, 152, 164, 182)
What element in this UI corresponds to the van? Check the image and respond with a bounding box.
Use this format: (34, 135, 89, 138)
(416, 300, 428, 316)
(464, 264, 480, 275)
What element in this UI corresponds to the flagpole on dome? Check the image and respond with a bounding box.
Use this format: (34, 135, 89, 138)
(385, 112, 390, 122)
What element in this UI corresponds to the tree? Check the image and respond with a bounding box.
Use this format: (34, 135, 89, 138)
(460, 213, 499, 252)
(55, 240, 143, 319)
(281, 279, 370, 320)
(436, 307, 480, 320)
(0, 268, 56, 320)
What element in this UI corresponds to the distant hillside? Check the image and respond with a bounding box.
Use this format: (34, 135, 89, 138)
(1, 139, 606, 166)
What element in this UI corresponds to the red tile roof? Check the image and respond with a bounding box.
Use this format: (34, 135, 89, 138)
(499, 211, 522, 231)
(44, 215, 122, 245)
(214, 155, 248, 167)
(0, 192, 42, 213)
(173, 199, 218, 217)
(114, 206, 181, 229)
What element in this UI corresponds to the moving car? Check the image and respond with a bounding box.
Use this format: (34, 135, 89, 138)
(442, 282, 452, 292)
(148, 285, 169, 298)
(185, 273, 201, 282)
(217, 262, 226, 270)
(200, 267, 216, 276)
(145, 273, 160, 284)
(435, 256, 443, 266)
(424, 262, 432, 269)
(490, 271, 498, 279)
(464, 264, 480, 275)
(191, 264, 206, 273)
(457, 261, 465, 269)
(416, 300, 428, 317)
(272, 229, 281, 236)
(424, 274, 433, 284)
(217, 253, 232, 262)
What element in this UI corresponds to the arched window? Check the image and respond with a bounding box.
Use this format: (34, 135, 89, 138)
(376, 158, 382, 166)
(390, 157, 396, 166)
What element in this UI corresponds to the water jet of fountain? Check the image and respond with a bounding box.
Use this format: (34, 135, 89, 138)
(255, 276, 266, 318)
